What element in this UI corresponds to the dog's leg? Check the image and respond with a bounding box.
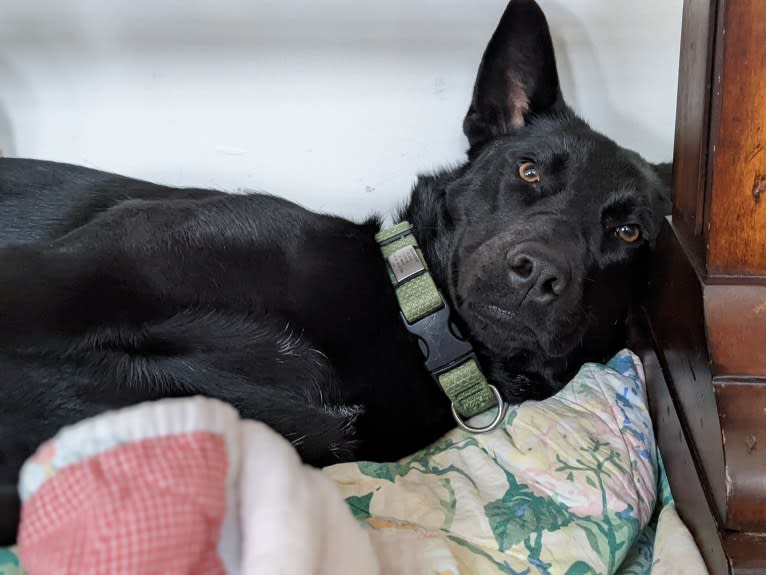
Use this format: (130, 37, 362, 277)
(76, 308, 363, 465)
(1, 299, 360, 472)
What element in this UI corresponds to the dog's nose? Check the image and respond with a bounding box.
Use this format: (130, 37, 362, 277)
(506, 245, 570, 304)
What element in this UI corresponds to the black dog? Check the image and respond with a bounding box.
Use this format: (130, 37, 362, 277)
(0, 0, 669, 505)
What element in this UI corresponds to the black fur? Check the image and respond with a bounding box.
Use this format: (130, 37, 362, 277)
(0, 0, 670, 539)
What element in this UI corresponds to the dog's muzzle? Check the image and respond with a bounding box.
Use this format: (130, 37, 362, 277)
(455, 225, 586, 356)
(505, 242, 573, 306)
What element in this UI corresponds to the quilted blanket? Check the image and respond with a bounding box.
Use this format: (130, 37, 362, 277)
(1, 350, 706, 575)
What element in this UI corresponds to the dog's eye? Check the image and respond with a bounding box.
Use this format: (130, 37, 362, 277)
(615, 224, 641, 243)
(518, 161, 540, 183)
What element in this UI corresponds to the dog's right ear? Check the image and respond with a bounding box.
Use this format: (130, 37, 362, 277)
(652, 162, 673, 216)
(463, 0, 562, 152)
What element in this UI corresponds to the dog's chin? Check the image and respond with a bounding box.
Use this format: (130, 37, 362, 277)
(461, 301, 583, 359)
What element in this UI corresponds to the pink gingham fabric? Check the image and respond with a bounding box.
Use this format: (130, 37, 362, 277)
(16, 397, 241, 575)
(19, 433, 228, 575)
(14, 396, 381, 575)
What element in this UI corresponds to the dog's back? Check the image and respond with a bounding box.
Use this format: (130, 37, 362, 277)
(0, 158, 223, 247)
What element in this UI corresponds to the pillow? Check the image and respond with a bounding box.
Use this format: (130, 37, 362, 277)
(323, 350, 658, 574)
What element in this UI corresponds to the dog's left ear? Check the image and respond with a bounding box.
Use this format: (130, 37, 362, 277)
(463, 0, 562, 152)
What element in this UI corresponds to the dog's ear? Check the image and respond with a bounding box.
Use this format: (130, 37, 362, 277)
(652, 162, 673, 216)
(463, 0, 562, 151)
(652, 162, 673, 189)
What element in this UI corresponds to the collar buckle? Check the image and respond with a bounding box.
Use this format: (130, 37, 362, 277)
(400, 300, 473, 376)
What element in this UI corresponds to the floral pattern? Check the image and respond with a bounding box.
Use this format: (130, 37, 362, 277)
(325, 350, 700, 574)
(0, 547, 22, 575)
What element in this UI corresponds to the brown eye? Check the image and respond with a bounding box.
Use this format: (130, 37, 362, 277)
(518, 161, 540, 183)
(616, 224, 641, 243)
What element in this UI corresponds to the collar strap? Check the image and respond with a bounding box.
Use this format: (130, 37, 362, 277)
(376, 222, 506, 430)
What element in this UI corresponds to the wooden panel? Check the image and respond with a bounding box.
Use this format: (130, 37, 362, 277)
(726, 532, 766, 575)
(650, 0, 766, 569)
(636, 333, 729, 574)
(706, 0, 766, 276)
(705, 285, 766, 375)
(715, 381, 766, 531)
(671, 0, 717, 240)
(649, 220, 727, 518)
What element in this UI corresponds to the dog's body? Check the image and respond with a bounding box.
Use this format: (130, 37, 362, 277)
(0, 0, 670, 503)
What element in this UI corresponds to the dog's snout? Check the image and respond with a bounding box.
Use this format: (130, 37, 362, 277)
(506, 245, 571, 304)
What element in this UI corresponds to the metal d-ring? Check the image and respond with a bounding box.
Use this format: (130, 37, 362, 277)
(450, 385, 508, 433)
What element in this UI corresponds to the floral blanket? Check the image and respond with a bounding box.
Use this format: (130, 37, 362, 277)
(1, 350, 706, 574)
(324, 351, 706, 574)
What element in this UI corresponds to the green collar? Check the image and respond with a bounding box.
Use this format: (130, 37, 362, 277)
(375, 221, 507, 433)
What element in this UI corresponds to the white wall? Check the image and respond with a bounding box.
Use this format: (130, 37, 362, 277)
(0, 0, 682, 221)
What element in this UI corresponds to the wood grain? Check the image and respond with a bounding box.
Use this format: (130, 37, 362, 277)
(706, 0, 766, 276)
(671, 0, 717, 245)
(632, 319, 729, 574)
(715, 381, 766, 531)
(644, 0, 766, 570)
(705, 284, 766, 375)
(726, 532, 766, 575)
(649, 220, 727, 518)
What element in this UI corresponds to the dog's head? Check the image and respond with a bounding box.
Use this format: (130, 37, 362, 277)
(411, 0, 671, 400)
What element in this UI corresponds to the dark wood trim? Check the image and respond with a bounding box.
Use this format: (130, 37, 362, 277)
(641, 221, 766, 572)
(705, 288, 766, 376)
(725, 533, 766, 575)
(705, 0, 766, 276)
(644, 0, 766, 570)
(715, 381, 766, 531)
(648, 221, 727, 519)
(671, 0, 718, 241)
(631, 315, 730, 574)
